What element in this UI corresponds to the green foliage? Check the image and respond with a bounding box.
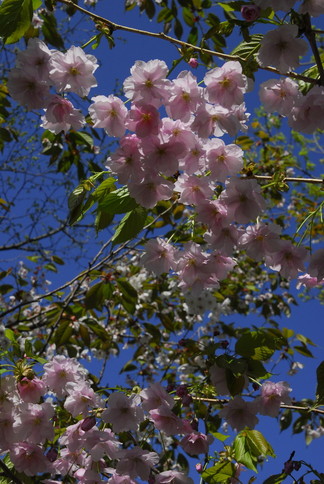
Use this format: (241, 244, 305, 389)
(202, 461, 237, 483)
(234, 430, 275, 472)
(0, 0, 33, 43)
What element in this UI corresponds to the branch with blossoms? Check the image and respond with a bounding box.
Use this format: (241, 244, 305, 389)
(56, 0, 322, 86)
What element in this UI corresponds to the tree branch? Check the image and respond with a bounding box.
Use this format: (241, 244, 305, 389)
(245, 175, 324, 185)
(57, 0, 320, 86)
(0, 460, 23, 484)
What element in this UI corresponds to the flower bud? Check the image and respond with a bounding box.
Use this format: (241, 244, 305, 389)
(241, 5, 261, 22)
(80, 416, 96, 431)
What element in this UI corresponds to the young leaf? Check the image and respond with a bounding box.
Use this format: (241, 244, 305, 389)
(112, 206, 147, 245)
(0, 0, 33, 43)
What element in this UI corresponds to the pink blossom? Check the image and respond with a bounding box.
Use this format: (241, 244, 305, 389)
(241, 5, 261, 21)
(208, 251, 236, 281)
(176, 242, 212, 293)
(41, 95, 85, 134)
(49, 46, 98, 97)
(179, 136, 206, 174)
(210, 363, 231, 395)
(59, 422, 86, 452)
(13, 402, 55, 443)
(288, 86, 324, 134)
(204, 61, 248, 108)
(268, 240, 308, 278)
(123, 59, 171, 106)
(166, 70, 201, 122)
(74, 469, 106, 483)
(83, 428, 121, 461)
(308, 249, 324, 280)
(141, 238, 176, 276)
(107, 134, 144, 185)
(116, 447, 159, 480)
(127, 103, 161, 138)
(101, 393, 144, 432)
(10, 442, 50, 476)
(16, 38, 52, 82)
(188, 58, 199, 69)
(257, 381, 292, 417)
(64, 381, 104, 417)
(259, 78, 300, 116)
(141, 134, 184, 176)
(253, 0, 296, 10)
(140, 382, 175, 411)
(0, 408, 16, 452)
(204, 226, 242, 256)
(258, 25, 308, 73)
(128, 173, 174, 208)
(180, 431, 214, 456)
(191, 104, 240, 138)
(42, 355, 88, 398)
(219, 396, 259, 431)
(196, 200, 229, 233)
(206, 138, 244, 182)
(174, 174, 214, 206)
(297, 274, 324, 289)
(155, 470, 194, 484)
(89, 95, 128, 137)
(300, 0, 324, 16)
(219, 178, 266, 224)
(108, 473, 138, 484)
(149, 403, 185, 435)
(7, 67, 50, 109)
(17, 376, 46, 403)
(238, 223, 282, 261)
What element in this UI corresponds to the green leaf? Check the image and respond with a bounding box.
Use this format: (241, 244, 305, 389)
(84, 282, 113, 310)
(235, 331, 276, 361)
(182, 7, 195, 26)
(316, 361, 324, 404)
(98, 186, 138, 214)
(234, 433, 257, 472)
(86, 319, 110, 340)
(41, 11, 64, 48)
(230, 34, 263, 59)
(263, 474, 287, 484)
(245, 429, 275, 458)
(53, 321, 74, 346)
(116, 278, 138, 314)
(0, 0, 33, 43)
(294, 344, 313, 358)
(112, 206, 147, 245)
(202, 461, 236, 483)
(4, 328, 16, 342)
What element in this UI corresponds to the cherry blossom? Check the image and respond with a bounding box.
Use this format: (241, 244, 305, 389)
(219, 178, 266, 224)
(155, 470, 194, 484)
(10, 442, 50, 476)
(219, 396, 259, 431)
(259, 78, 300, 116)
(102, 393, 144, 432)
(116, 447, 159, 480)
(258, 24, 308, 73)
(141, 238, 176, 276)
(49, 45, 98, 97)
(17, 376, 46, 403)
(123, 59, 171, 106)
(253, 0, 296, 11)
(89, 95, 128, 137)
(204, 61, 249, 108)
(180, 431, 214, 455)
(257, 381, 292, 417)
(41, 95, 85, 134)
(7, 67, 50, 110)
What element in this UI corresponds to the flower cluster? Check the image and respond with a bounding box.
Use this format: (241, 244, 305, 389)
(7, 39, 98, 133)
(0, 354, 299, 482)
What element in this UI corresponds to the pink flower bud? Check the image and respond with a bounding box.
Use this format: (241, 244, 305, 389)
(80, 416, 96, 431)
(196, 463, 203, 473)
(241, 5, 261, 21)
(46, 448, 58, 462)
(188, 58, 199, 68)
